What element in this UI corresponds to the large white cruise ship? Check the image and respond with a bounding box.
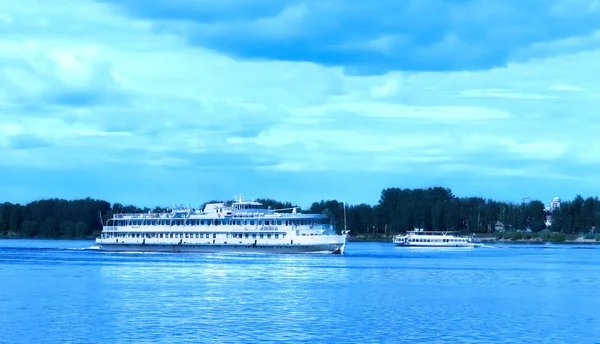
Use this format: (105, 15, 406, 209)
(94, 195, 349, 254)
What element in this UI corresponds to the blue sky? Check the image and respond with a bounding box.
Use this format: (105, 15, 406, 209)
(1, 0, 600, 209)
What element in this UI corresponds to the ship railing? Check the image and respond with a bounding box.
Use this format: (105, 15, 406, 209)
(113, 213, 171, 219)
(102, 223, 336, 233)
(231, 212, 268, 218)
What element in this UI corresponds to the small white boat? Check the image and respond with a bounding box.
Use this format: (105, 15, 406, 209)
(393, 229, 483, 247)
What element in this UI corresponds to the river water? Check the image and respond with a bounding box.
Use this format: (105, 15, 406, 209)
(0, 240, 598, 343)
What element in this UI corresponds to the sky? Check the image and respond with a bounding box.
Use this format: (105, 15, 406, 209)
(1, 0, 600, 209)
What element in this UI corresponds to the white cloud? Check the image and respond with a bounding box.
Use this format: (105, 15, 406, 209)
(371, 78, 399, 97)
(503, 140, 569, 160)
(459, 89, 555, 99)
(0, 123, 22, 136)
(436, 163, 578, 180)
(571, 142, 600, 164)
(289, 102, 510, 121)
(548, 85, 584, 92)
(516, 30, 600, 60)
(250, 3, 309, 39)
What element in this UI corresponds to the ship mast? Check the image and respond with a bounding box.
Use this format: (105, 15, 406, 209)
(343, 202, 347, 233)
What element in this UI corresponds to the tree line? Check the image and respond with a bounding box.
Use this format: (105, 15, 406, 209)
(1, 187, 600, 238)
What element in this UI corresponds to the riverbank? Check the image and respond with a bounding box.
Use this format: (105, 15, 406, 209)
(478, 232, 600, 244)
(0, 232, 98, 240)
(3, 232, 599, 245)
(349, 234, 395, 242)
(349, 232, 600, 244)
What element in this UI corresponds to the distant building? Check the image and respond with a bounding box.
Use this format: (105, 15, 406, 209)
(544, 197, 561, 228)
(550, 197, 561, 212)
(494, 221, 505, 232)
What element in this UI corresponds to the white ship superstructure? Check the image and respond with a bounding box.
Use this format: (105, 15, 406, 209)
(95, 195, 349, 254)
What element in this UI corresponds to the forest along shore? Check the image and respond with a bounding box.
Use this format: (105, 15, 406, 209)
(3, 232, 599, 244)
(477, 232, 600, 244)
(2, 187, 600, 240)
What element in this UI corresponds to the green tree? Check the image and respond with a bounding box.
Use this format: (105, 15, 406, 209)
(60, 220, 76, 237)
(75, 221, 88, 237)
(581, 197, 597, 231)
(9, 207, 22, 234)
(550, 207, 563, 232)
(39, 217, 58, 237)
(20, 221, 39, 237)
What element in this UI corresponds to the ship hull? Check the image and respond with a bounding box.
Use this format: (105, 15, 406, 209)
(96, 242, 346, 254)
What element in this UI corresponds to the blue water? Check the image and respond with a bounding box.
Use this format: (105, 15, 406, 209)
(0, 240, 599, 344)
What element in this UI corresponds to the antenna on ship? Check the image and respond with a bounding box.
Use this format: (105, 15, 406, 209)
(343, 201, 347, 233)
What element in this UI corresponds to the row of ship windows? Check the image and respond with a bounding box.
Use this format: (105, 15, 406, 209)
(111, 219, 323, 226)
(407, 238, 466, 243)
(102, 232, 285, 240)
(109, 219, 321, 226)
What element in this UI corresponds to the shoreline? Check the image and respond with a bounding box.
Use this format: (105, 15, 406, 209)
(2, 234, 599, 245)
(0, 235, 96, 241)
(348, 233, 600, 244)
(478, 238, 600, 244)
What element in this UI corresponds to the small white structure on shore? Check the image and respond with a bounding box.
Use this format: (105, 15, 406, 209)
(544, 197, 561, 227)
